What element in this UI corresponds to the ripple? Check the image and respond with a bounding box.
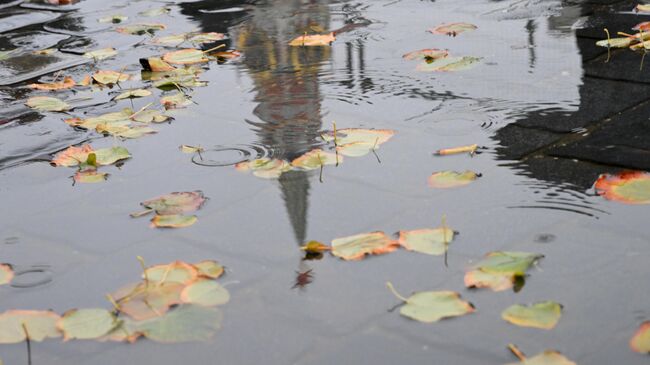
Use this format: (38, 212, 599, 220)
(191, 144, 273, 167)
(509, 180, 609, 218)
(10, 265, 53, 288)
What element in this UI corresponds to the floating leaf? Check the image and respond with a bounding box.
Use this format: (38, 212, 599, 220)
(139, 7, 170, 17)
(435, 144, 478, 156)
(505, 348, 577, 365)
(136, 304, 222, 343)
(429, 23, 477, 36)
(58, 309, 117, 341)
(387, 282, 474, 323)
(65, 108, 133, 130)
(631, 321, 650, 353)
(0, 49, 18, 61)
(189, 32, 226, 43)
(291, 149, 340, 170)
(596, 37, 634, 48)
(140, 57, 176, 72)
(235, 158, 292, 179)
(135, 191, 207, 216)
(465, 251, 543, 292)
(0, 310, 61, 343)
(83, 47, 117, 60)
(51, 145, 130, 167)
(130, 109, 169, 123)
(179, 145, 204, 154)
(397, 227, 454, 256)
(152, 34, 187, 45)
(163, 49, 208, 65)
(73, 171, 109, 183)
(428, 170, 479, 188)
(636, 4, 650, 12)
(116, 23, 166, 35)
(300, 240, 331, 253)
(501, 301, 562, 330)
(93, 146, 131, 165)
(98, 124, 157, 139)
(193, 260, 224, 279)
(331, 232, 398, 261)
(115, 89, 152, 100)
(0, 264, 13, 285)
(594, 171, 650, 204)
(117, 282, 184, 320)
(336, 142, 379, 157)
(144, 261, 199, 285)
(181, 280, 230, 306)
(213, 50, 241, 60)
(98, 15, 127, 23)
(28, 76, 75, 91)
(322, 128, 395, 146)
(25, 96, 70, 112)
(633, 21, 650, 31)
(402, 48, 448, 61)
(161, 92, 193, 109)
(151, 214, 198, 228)
(417, 56, 481, 72)
(92, 70, 130, 84)
(289, 32, 335, 46)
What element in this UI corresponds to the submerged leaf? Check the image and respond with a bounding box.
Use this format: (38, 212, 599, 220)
(416, 56, 481, 72)
(26, 96, 70, 112)
(331, 232, 398, 260)
(58, 309, 117, 341)
(465, 251, 543, 292)
(631, 321, 650, 353)
(137, 191, 207, 215)
(398, 227, 454, 255)
(136, 304, 222, 343)
(429, 23, 477, 36)
(163, 49, 208, 65)
(117, 282, 184, 320)
(116, 23, 166, 35)
(289, 32, 335, 46)
(181, 280, 230, 306)
(151, 214, 197, 228)
(0, 264, 13, 285)
(594, 171, 650, 204)
(501, 301, 562, 329)
(402, 48, 448, 61)
(428, 170, 479, 188)
(161, 92, 193, 109)
(0, 310, 61, 343)
(291, 149, 340, 170)
(83, 47, 118, 60)
(387, 283, 474, 323)
(28, 76, 75, 91)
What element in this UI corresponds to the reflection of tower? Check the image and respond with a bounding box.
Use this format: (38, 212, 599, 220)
(236, 1, 332, 244)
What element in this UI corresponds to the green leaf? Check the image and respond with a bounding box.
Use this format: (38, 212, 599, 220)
(596, 37, 633, 48)
(83, 47, 118, 60)
(115, 89, 152, 100)
(387, 283, 474, 323)
(506, 350, 577, 365)
(181, 280, 230, 306)
(161, 91, 193, 109)
(93, 146, 131, 165)
(502, 301, 562, 329)
(0, 310, 61, 343)
(631, 321, 650, 353)
(291, 149, 340, 170)
(92, 70, 130, 85)
(193, 260, 224, 279)
(73, 171, 109, 184)
(322, 128, 395, 146)
(331, 231, 398, 260)
(144, 261, 199, 285)
(58, 308, 117, 341)
(595, 171, 650, 204)
(151, 214, 197, 228)
(163, 49, 208, 65)
(137, 191, 207, 215)
(465, 251, 543, 292)
(136, 304, 223, 343)
(416, 56, 481, 72)
(397, 227, 454, 255)
(428, 170, 479, 188)
(25, 96, 70, 112)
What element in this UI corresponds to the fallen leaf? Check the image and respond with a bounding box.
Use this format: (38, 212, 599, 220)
(135, 304, 223, 343)
(151, 214, 198, 228)
(402, 48, 448, 61)
(213, 50, 241, 60)
(428, 170, 479, 188)
(117, 282, 184, 320)
(28, 76, 75, 91)
(0, 310, 61, 343)
(631, 321, 650, 353)
(501, 301, 562, 330)
(398, 227, 454, 255)
(152, 34, 187, 45)
(387, 282, 474, 323)
(181, 280, 230, 306)
(140, 57, 176, 72)
(322, 128, 395, 146)
(465, 251, 543, 292)
(636, 4, 650, 12)
(331, 231, 399, 260)
(163, 49, 208, 65)
(73, 171, 109, 183)
(300, 240, 331, 253)
(58, 309, 117, 341)
(98, 15, 127, 23)
(179, 145, 204, 154)
(51, 145, 130, 167)
(134, 191, 207, 216)
(92, 70, 130, 84)
(25, 96, 70, 112)
(235, 158, 292, 179)
(98, 124, 157, 139)
(291, 149, 340, 170)
(435, 144, 478, 156)
(429, 23, 477, 36)
(116, 23, 166, 35)
(596, 37, 634, 48)
(193, 260, 224, 279)
(139, 7, 170, 17)
(633, 21, 650, 31)
(594, 171, 650, 204)
(115, 89, 152, 100)
(505, 349, 577, 365)
(130, 109, 169, 123)
(335, 142, 380, 157)
(83, 47, 118, 60)
(289, 32, 335, 46)
(65, 108, 133, 129)
(161, 92, 193, 109)
(0, 264, 13, 285)
(416, 56, 481, 72)
(144, 261, 199, 285)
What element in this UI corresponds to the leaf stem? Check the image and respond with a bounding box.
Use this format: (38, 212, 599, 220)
(507, 344, 527, 361)
(202, 44, 226, 54)
(22, 323, 32, 365)
(106, 294, 122, 312)
(137, 256, 149, 287)
(386, 281, 408, 302)
(604, 28, 611, 63)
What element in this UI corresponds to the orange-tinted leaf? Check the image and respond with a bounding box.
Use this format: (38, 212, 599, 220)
(429, 23, 477, 36)
(291, 149, 340, 170)
(151, 214, 197, 228)
(193, 260, 224, 279)
(235, 158, 292, 179)
(387, 283, 474, 323)
(633, 21, 650, 31)
(428, 170, 479, 188)
(465, 251, 543, 292)
(213, 50, 241, 60)
(0, 264, 13, 285)
(137, 191, 207, 215)
(505, 349, 577, 365)
(435, 144, 477, 156)
(331, 231, 399, 260)
(28, 76, 75, 90)
(73, 171, 109, 183)
(163, 49, 208, 65)
(140, 57, 176, 72)
(464, 270, 514, 292)
(51, 144, 94, 167)
(93, 70, 130, 84)
(398, 227, 454, 255)
(300, 240, 331, 253)
(631, 321, 650, 353)
(118, 282, 185, 320)
(289, 32, 335, 46)
(144, 261, 199, 285)
(594, 171, 650, 204)
(402, 48, 448, 61)
(0, 310, 61, 343)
